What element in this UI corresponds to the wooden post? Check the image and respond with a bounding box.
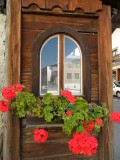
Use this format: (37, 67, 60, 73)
(98, 5, 113, 160)
(3, 0, 21, 160)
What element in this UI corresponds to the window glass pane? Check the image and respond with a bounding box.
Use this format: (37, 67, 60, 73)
(64, 36, 82, 95)
(40, 36, 59, 95)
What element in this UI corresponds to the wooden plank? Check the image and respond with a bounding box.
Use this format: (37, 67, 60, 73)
(98, 5, 113, 160)
(22, 14, 98, 33)
(20, 127, 98, 160)
(3, 0, 21, 160)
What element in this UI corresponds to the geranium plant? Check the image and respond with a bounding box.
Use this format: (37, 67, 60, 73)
(0, 84, 120, 157)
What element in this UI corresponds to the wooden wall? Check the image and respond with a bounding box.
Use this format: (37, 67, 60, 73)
(6, 0, 113, 160)
(21, 13, 99, 101)
(20, 11, 99, 159)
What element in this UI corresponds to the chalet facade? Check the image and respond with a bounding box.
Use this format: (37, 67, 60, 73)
(2, 0, 117, 159)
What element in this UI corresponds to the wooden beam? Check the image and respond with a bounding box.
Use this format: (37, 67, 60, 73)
(3, 0, 21, 160)
(98, 5, 113, 160)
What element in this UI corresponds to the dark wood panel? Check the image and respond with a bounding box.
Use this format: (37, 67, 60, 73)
(22, 14, 98, 32)
(22, 30, 43, 42)
(20, 127, 98, 160)
(21, 14, 99, 160)
(21, 57, 32, 72)
(21, 73, 32, 92)
(21, 30, 98, 99)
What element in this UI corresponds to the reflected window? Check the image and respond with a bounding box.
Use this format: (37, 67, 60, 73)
(75, 73, 79, 79)
(40, 34, 82, 95)
(67, 73, 72, 79)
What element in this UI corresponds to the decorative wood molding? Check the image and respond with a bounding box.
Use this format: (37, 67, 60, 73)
(22, 0, 102, 13)
(22, 0, 45, 8)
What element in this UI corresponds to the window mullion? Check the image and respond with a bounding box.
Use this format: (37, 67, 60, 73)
(59, 34, 64, 94)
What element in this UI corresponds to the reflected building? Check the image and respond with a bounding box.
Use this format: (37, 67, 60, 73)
(41, 47, 82, 95)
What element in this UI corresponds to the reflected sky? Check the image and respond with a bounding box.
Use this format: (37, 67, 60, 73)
(41, 35, 79, 68)
(41, 36, 58, 68)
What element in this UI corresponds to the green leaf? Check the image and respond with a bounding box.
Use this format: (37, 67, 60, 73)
(76, 125, 84, 133)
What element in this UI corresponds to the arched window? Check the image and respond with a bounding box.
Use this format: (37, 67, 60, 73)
(40, 34, 82, 95)
(32, 26, 91, 101)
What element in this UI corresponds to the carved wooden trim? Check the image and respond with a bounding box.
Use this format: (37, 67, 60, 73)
(22, 0, 102, 13)
(22, 0, 45, 8)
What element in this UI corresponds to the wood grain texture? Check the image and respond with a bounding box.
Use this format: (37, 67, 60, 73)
(98, 5, 113, 160)
(3, 0, 21, 160)
(22, 0, 45, 8)
(20, 127, 98, 160)
(21, 15, 98, 100)
(22, 14, 98, 33)
(21, 11, 99, 160)
(22, 0, 102, 13)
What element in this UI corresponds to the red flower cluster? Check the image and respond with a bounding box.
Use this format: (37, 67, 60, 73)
(0, 84, 23, 112)
(66, 110, 72, 116)
(13, 84, 23, 92)
(68, 132, 98, 156)
(33, 128, 48, 143)
(2, 84, 23, 100)
(95, 118, 103, 125)
(0, 100, 10, 112)
(110, 112, 120, 123)
(2, 87, 16, 100)
(61, 90, 76, 103)
(83, 121, 94, 132)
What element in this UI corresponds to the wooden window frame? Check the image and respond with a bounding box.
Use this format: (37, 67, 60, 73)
(32, 25, 91, 101)
(40, 34, 82, 95)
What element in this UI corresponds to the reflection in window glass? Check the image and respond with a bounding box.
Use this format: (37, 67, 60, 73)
(40, 36, 59, 95)
(75, 73, 79, 79)
(67, 73, 72, 79)
(64, 36, 82, 95)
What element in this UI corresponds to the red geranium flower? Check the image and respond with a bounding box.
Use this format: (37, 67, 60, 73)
(13, 84, 23, 92)
(0, 100, 10, 112)
(61, 90, 76, 103)
(83, 121, 94, 132)
(110, 112, 120, 123)
(68, 132, 98, 156)
(66, 110, 72, 116)
(33, 128, 48, 143)
(95, 118, 103, 125)
(2, 87, 16, 100)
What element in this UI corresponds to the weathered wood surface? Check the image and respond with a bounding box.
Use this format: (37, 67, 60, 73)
(22, 0, 102, 13)
(98, 5, 113, 160)
(4, 0, 113, 159)
(22, 14, 98, 33)
(3, 0, 21, 160)
(21, 13, 98, 101)
(20, 126, 98, 160)
(20, 12, 99, 159)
